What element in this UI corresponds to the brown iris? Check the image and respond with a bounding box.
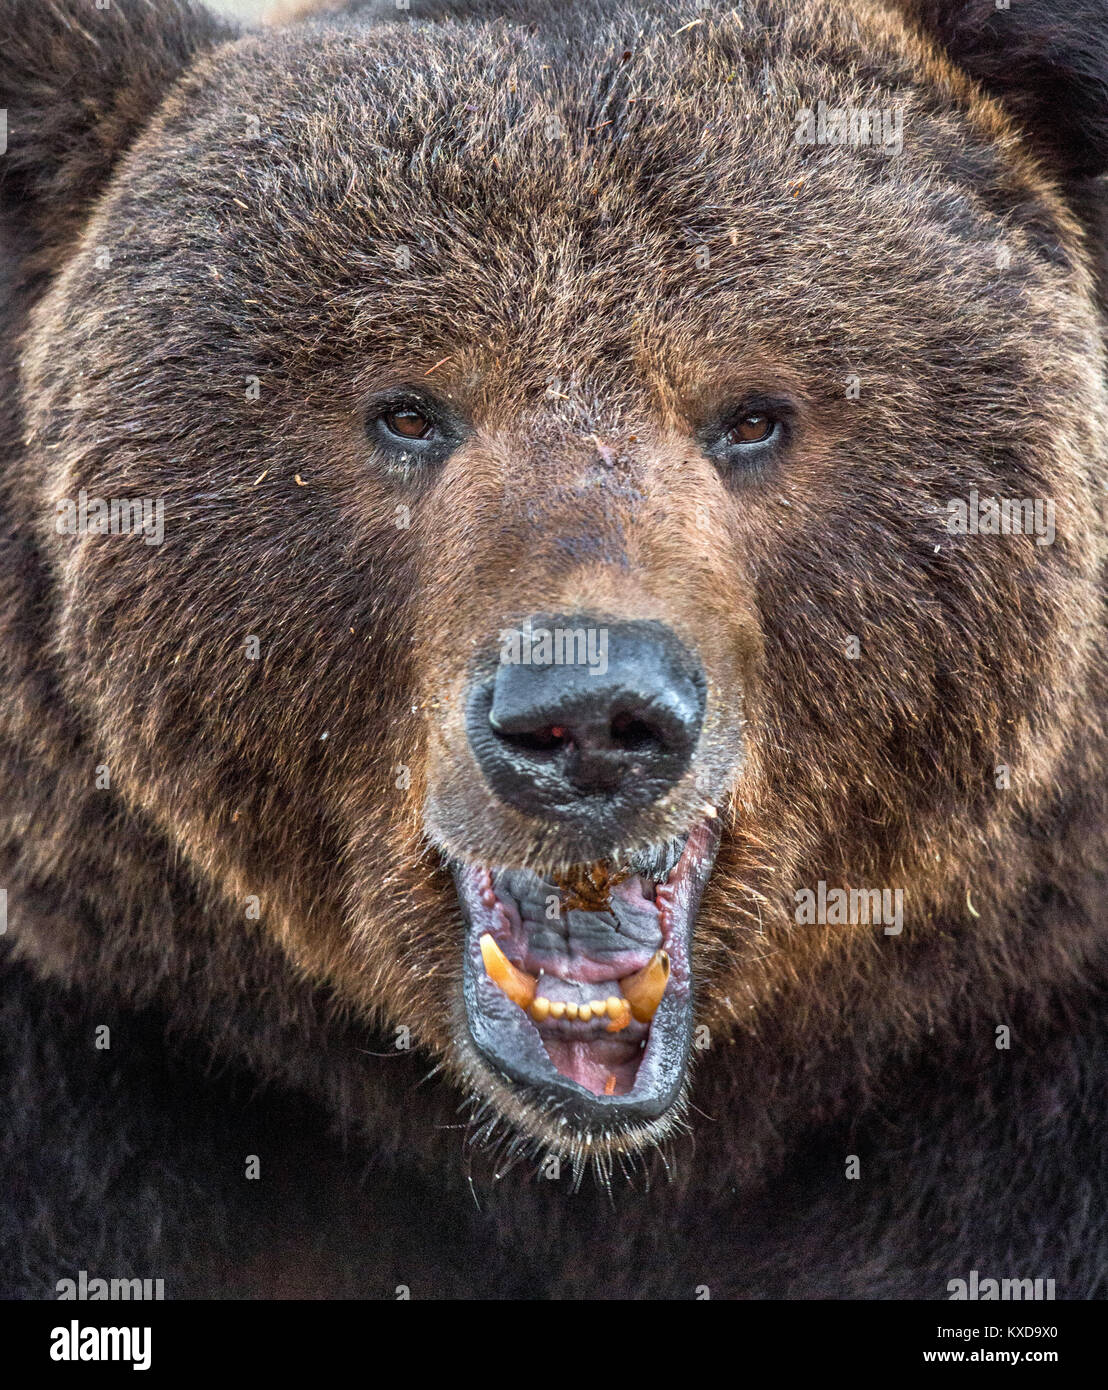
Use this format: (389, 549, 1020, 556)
(726, 412, 774, 445)
(383, 408, 433, 440)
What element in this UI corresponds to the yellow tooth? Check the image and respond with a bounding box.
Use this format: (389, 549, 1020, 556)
(479, 933, 538, 1010)
(530, 996, 551, 1022)
(549, 1001, 566, 1019)
(605, 998, 632, 1033)
(621, 950, 670, 1023)
(605, 996, 623, 1018)
(565, 1002, 579, 1021)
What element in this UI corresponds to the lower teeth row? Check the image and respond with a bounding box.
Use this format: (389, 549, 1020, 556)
(479, 933, 670, 1030)
(530, 995, 632, 1029)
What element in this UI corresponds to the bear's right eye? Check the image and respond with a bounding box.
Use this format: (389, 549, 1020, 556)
(367, 393, 462, 467)
(382, 408, 434, 442)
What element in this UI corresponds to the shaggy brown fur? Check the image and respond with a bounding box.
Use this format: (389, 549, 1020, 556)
(1, 0, 1106, 1297)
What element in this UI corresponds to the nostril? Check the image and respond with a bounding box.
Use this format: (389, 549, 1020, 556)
(494, 709, 672, 760)
(498, 724, 571, 756)
(609, 711, 665, 753)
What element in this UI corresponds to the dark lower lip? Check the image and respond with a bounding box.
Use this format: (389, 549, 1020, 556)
(455, 820, 721, 1125)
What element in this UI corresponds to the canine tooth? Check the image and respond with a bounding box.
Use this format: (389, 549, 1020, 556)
(604, 1074, 617, 1095)
(565, 1002, 579, 1021)
(479, 933, 537, 1009)
(549, 1001, 566, 1019)
(530, 997, 551, 1022)
(621, 950, 670, 1023)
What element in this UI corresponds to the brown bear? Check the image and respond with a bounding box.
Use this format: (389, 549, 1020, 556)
(0, 0, 1105, 1299)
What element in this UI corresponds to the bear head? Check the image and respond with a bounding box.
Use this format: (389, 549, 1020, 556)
(2, 0, 1106, 1174)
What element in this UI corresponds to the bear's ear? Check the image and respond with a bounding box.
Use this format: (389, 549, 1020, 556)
(0, 0, 235, 265)
(898, 1, 1108, 178)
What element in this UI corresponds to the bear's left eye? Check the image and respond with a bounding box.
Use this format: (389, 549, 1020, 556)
(726, 412, 775, 445)
(701, 398, 792, 475)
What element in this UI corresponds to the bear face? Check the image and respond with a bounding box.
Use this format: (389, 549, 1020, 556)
(3, 0, 1107, 1180)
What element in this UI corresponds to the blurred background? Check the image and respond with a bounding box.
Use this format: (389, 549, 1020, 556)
(211, 0, 275, 19)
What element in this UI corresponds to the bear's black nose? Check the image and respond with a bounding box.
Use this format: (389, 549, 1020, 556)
(466, 617, 706, 823)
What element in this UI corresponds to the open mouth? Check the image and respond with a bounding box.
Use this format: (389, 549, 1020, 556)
(455, 818, 720, 1124)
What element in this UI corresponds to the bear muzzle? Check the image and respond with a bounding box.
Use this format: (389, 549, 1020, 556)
(441, 614, 734, 1125)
